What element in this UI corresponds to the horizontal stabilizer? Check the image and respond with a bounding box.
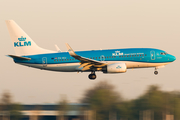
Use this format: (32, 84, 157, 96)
(7, 55, 31, 60)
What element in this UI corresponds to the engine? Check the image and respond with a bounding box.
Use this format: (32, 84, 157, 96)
(103, 63, 127, 73)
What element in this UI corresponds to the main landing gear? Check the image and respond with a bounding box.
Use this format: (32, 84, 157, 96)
(154, 68, 158, 75)
(88, 71, 96, 80)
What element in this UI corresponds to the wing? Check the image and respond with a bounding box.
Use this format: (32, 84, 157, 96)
(65, 43, 107, 71)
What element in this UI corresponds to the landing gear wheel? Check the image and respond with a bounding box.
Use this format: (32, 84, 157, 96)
(88, 73, 97, 80)
(154, 71, 158, 75)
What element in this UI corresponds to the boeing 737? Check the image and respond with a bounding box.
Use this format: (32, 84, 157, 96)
(6, 20, 176, 80)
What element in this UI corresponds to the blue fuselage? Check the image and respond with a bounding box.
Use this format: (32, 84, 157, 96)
(13, 48, 176, 72)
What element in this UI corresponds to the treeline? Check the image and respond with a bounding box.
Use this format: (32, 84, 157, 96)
(0, 81, 180, 120)
(0, 91, 22, 120)
(80, 81, 180, 120)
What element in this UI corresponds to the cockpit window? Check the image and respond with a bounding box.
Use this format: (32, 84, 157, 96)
(160, 52, 167, 55)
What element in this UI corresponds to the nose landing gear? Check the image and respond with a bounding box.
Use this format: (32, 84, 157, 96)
(154, 71, 158, 75)
(154, 68, 158, 75)
(88, 71, 96, 80)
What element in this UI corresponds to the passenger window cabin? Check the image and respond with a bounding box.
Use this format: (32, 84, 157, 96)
(52, 53, 148, 63)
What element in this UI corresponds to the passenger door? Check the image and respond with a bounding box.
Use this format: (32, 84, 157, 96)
(150, 51, 155, 60)
(42, 57, 47, 67)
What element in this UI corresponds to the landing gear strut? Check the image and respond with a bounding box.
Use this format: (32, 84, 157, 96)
(154, 68, 158, 75)
(88, 71, 96, 80)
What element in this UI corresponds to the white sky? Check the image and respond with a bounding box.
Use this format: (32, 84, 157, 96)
(0, 0, 179, 104)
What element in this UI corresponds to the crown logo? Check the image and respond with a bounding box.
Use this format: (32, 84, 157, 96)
(116, 65, 121, 69)
(18, 36, 26, 41)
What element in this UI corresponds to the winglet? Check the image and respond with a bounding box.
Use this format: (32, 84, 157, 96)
(65, 43, 77, 56)
(55, 44, 61, 52)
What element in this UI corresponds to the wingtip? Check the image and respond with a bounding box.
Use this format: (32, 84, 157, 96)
(65, 43, 69, 47)
(5, 20, 14, 23)
(65, 43, 76, 56)
(55, 44, 61, 52)
(65, 43, 72, 50)
(6, 55, 11, 58)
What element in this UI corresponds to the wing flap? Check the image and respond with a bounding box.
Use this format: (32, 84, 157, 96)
(79, 63, 90, 68)
(81, 65, 93, 71)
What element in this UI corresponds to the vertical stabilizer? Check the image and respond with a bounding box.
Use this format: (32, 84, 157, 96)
(6, 20, 55, 56)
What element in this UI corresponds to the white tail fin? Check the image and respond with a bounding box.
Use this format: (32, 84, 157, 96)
(6, 20, 55, 56)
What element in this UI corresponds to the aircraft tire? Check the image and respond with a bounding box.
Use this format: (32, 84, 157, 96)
(88, 74, 96, 80)
(154, 71, 158, 75)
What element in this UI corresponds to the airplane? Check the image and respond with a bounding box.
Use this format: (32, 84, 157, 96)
(6, 20, 176, 80)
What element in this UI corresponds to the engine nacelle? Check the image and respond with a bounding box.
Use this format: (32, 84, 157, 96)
(103, 63, 127, 73)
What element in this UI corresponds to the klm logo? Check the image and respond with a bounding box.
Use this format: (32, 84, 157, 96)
(112, 51, 123, 56)
(14, 36, 31, 47)
(116, 65, 121, 69)
(18, 36, 26, 41)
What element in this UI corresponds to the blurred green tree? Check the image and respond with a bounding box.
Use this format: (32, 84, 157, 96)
(80, 81, 122, 120)
(131, 85, 180, 120)
(117, 100, 133, 120)
(58, 95, 69, 120)
(0, 91, 22, 120)
(10, 103, 22, 120)
(0, 90, 12, 120)
(80, 83, 180, 120)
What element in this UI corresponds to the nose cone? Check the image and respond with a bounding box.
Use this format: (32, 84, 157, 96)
(169, 55, 176, 62)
